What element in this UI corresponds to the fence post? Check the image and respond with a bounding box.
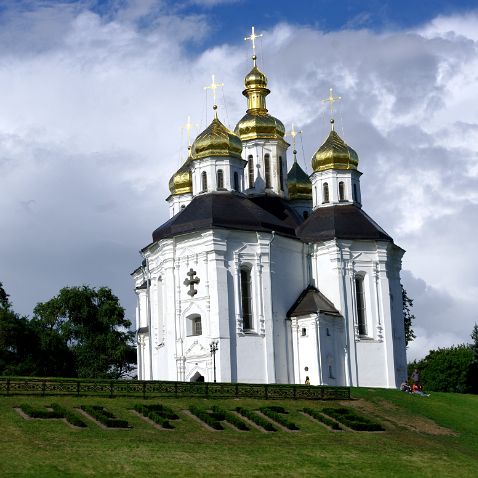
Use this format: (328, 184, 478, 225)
(6, 378, 10, 396)
(42, 380, 46, 397)
(77, 381, 80, 397)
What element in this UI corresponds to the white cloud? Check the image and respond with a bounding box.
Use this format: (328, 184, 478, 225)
(0, 3, 477, 359)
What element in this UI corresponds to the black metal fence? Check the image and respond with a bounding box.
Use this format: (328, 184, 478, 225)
(0, 377, 350, 400)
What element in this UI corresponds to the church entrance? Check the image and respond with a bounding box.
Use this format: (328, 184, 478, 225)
(190, 371, 204, 382)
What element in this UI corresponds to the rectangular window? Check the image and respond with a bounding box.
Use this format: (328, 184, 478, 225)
(355, 277, 367, 336)
(240, 268, 253, 330)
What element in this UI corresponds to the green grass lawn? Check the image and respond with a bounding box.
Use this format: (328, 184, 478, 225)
(0, 389, 477, 477)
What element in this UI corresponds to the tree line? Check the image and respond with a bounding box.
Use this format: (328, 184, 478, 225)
(0, 282, 136, 379)
(408, 325, 478, 394)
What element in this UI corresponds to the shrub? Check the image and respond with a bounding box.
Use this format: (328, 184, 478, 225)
(133, 404, 176, 429)
(19, 404, 62, 419)
(321, 407, 384, 431)
(303, 407, 341, 430)
(50, 403, 87, 427)
(189, 405, 223, 430)
(236, 407, 277, 432)
(211, 405, 249, 431)
(80, 405, 130, 428)
(265, 405, 287, 414)
(259, 407, 299, 430)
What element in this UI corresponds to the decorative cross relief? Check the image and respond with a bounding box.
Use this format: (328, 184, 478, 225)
(184, 268, 200, 297)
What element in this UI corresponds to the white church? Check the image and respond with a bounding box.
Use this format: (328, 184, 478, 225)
(132, 30, 407, 389)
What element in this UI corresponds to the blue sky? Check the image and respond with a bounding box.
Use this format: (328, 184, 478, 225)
(0, 0, 478, 360)
(88, 0, 478, 43)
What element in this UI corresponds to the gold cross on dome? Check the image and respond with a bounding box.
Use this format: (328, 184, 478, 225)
(286, 123, 302, 150)
(322, 88, 342, 115)
(244, 26, 263, 55)
(204, 74, 224, 108)
(182, 116, 198, 147)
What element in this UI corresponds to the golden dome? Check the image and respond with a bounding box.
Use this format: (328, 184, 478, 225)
(287, 160, 312, 201)
(245, 65, 268, 89)
(235, 63, 286, 142)
(235, 112, 285, 141)
(191, 117, 242, 160)
(311, 128, 359, 172)
(169, 157, 192, 195)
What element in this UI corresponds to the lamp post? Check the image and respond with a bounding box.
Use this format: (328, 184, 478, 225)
(210, 340, 219, 383)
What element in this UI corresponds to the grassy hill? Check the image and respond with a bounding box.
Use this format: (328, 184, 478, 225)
(0, 388, 477, 477)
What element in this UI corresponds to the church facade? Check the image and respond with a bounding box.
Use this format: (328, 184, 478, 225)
(132, 45, 407, 389)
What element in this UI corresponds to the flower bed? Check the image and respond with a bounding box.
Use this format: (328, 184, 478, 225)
(80, 405, 130, 428)
(133, 404, 178, 429)
(210, 405, 249, 431)
(51, 403, 87, 427)
(188, 405, 223, 430)
(303, 407, 341, 430)
(259, 407, 299, 430)
(236, 407, 277, 432)
(19, 404, 63, 419)
(321, 407, 384, 431)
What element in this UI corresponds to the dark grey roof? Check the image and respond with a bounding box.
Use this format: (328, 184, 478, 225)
(152, 191, 300, 242)
(296, 204, 392, 243)
(287, 285, 341, 318)
(137, 326, 149, 334)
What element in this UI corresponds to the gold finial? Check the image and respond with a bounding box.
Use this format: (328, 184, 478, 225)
(244, 26, 263, 65)
(321, 88, 342, 130)
(286, 123, 302, 162)
(204, 74, 224, 118)
(182, 116, 198, 148)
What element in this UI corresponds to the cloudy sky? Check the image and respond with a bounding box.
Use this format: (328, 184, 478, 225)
(1, 0, 477, 361)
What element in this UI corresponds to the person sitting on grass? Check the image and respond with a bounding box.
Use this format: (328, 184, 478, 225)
(400, 382, 412, 393)
(412, 383, 430, 397)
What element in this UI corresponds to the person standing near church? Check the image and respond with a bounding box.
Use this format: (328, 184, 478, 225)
(411, 369, 420, 386)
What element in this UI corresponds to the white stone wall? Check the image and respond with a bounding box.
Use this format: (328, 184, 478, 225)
(167, 193, 193, 217)
(241, 139, 288, 197)
(133, 227, 406, 389)
(310, 169, 362, 209)
(190, 157, 246, 196)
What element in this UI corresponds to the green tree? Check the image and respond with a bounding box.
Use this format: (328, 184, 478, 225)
(33, 286, 136, 378)
(468, 324, 478, 393)
(401, 284, 416, 346)
(0, 282, 37, 375)
(412, 345, 473, 393)
(0, 282, 10, 310)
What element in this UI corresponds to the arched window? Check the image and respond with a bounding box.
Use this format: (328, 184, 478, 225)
(264, 153, 271, 188)
(187, 315, 202, 336)
(355, 276, 367, 336)
(240, 267, 253, 331)
(217, 169, 224, 189)
(201, 171, 207, 192)
(234, 172, 239, 191)
(323, 182, 329, 203)
(278, 156, 284, 191)
(353, 183, 358, 202)
(339, 181, 345, 201)
(248, 155, 254, 188)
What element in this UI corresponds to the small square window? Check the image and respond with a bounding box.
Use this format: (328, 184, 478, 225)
(301, 327, 307, 336)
